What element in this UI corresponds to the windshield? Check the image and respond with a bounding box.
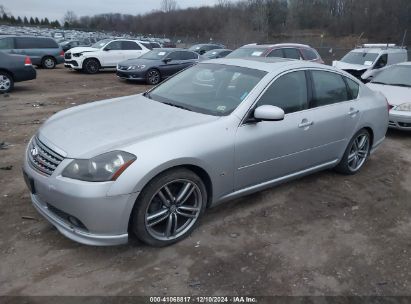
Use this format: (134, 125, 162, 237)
(141, 50, 170, 60)
(91, 39, 111, 49)
(341, 51, 379, 66)
(148, 63, 267, 116)
(226, 47, 268, 58)
(371, 65, 411, 87)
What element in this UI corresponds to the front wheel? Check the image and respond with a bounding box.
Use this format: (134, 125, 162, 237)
(146, 69, 161, 85)
(83, 58, 100, 74)
(335, 129, 371, 175)
(0, 72, 14, 93)
(131, 168, 207, 247)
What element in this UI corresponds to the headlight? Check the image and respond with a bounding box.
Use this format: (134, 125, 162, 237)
(394, 103, 411, 112)
(62, 151, 136, 182)
(127, 65, 146, 70)
(73, 53, 83, 57)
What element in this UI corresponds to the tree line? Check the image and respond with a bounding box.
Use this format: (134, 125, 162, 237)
(0, 5, 61, 28)
(0, 0, 410, 46)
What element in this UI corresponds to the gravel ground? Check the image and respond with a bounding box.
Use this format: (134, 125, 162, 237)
(0, 67, 410, 297)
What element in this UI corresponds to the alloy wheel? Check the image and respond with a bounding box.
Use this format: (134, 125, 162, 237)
(348, 133, 370, 172)
(145, 179, 202, 241)
(44, 58, 55, 69)
(0, 75, 11, 92)
(147, 70, 160, 84)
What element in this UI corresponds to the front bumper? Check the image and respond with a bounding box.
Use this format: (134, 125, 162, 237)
(64, 57, 82, 69)
(116, 69, 146, 81)
(388, 110, 411, 131)
(23, 141, 139, 246)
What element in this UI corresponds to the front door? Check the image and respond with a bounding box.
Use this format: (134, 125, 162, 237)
(99, 41, 124, 67)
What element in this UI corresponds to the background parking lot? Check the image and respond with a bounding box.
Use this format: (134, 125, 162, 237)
(0, 68, 411, 296)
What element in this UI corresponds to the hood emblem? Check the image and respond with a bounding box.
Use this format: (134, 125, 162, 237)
(31, 147, 39, 158)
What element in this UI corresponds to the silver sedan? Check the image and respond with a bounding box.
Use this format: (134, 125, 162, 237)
(367, 62, 411, 131)
(23, 58, 389, 246)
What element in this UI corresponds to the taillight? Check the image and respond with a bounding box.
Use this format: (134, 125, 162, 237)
(60, 50, 65, 57)
(24, 56, 32, 66)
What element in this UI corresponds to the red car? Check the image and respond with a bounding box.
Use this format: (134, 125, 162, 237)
(227, 43, 324, 64)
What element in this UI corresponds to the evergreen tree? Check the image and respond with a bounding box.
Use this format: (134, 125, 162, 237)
(34, 17, 40, 25)
(16, 16, 22, 25)
(23, 16, 29, 25)
(29, 17, 35, 25)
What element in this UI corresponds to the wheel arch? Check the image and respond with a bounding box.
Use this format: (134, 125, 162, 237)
(83, 57, 101, 66)
(0, 68, 14, 80)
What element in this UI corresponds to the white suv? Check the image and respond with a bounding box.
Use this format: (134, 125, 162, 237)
(64, 39, 151, 74)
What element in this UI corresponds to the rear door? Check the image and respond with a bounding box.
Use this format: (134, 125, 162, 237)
(283, 48, 302, 60)
(122, 41, 144, 60)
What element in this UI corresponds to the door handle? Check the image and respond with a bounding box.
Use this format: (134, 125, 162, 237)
(298, 120, 314, 128)
(348, 108, 360, 116)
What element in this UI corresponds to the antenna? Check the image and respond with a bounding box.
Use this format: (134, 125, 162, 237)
(401, 30, 408, 47)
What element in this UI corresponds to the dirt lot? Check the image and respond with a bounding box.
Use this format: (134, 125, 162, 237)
(0, 67, 410, 297)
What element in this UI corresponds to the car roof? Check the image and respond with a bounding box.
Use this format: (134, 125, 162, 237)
(241, 43, 312, 49)
(202, 57, 329, 73)
(352, 47, 407, 54)
(395, 61, 411, 66)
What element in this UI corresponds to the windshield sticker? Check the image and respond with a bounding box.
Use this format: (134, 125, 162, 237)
(158, 52, 166, 56)
(251, 51, 263, 56)
(217, 105, 226, 112)
(364, 61, 373, 66)
(240, 92, 249, 100)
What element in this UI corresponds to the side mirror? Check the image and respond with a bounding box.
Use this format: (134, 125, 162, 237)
(163, 57, 172, 63)
(199, 50, 206, 55)
(253, 105, 285, 122)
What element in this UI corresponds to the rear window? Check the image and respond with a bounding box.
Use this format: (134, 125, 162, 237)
(15, 37, 58, 49)
(301, 48, 318, 60)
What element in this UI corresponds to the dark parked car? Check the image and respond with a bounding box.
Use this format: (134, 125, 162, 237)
(0, 52, 36, 93)
(189, 43, 225, 55)
(117, 48, 200, 85)
(60, 40, 88, 52)
(0, 36, 64, 69)
(227, 43, 324, 64)
(204, 49, 232, 59)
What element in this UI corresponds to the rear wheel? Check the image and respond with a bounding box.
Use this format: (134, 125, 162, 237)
(335, 129, 371, 175)
(146, 69, 161, 85)
(131, 168, 207, 247)
(0, 72, 14, 93)
(83, 58, 100, 74)
(41, 56, 56, 69)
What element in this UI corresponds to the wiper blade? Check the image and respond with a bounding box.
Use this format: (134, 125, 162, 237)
(143, 91, 151, 99)
(161, 102, 193, 112)
(371, 81, 388, 85)
(387, 83, 411, 88)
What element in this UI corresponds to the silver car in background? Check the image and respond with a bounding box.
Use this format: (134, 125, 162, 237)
(23, 58, 388, 247)
(367, 62, 411, 131)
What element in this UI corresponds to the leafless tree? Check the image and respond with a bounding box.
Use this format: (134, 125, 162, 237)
(161, 0, 178, 12)
(63, 10, 78, 25)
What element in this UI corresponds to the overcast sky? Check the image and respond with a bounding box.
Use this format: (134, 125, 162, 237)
(2, 0, 221, 21)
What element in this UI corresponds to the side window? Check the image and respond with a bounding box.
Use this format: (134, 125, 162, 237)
(283, 48, 301, 59)
(0, 38, 14, 49)
(345, 77, 360, 99)
(267, 49, 284, 58)
(256, 71, 308, 114)
(301, 48, 318, 60)
(122, 41, 142, 50)
(36, 38, 58, 48)
(168, 51, 182, 60)
(374, 54, 388, 69)
(311, 71, 349, 107)
(15, 37, 36, 49)
(105, 41, 122, 50)
(141, 42, 152, 50)
(180, 51, 197, 60)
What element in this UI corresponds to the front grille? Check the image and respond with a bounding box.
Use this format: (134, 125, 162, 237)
(64, 52, 72, 60)
(28, 137, 64, 176)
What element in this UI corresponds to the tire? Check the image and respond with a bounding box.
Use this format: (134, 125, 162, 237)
(335, 129, 371, 175)
(83, 58, 100, 74)
(41, 56, 56, 69)
(146, 69, 161, 85)
(0, 72, 14, 93)
(131, 168, 207, 247)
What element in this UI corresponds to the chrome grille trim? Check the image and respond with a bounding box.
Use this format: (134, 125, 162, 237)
(28, 137, 64, 176)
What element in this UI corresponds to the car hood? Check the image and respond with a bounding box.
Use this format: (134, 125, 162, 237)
(118, 58, 161, 67)
(38, 94, 218, 158)
(332, 61, 369, 71)
(366, 83, 411, 106)
(68, 47, 99, 54)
